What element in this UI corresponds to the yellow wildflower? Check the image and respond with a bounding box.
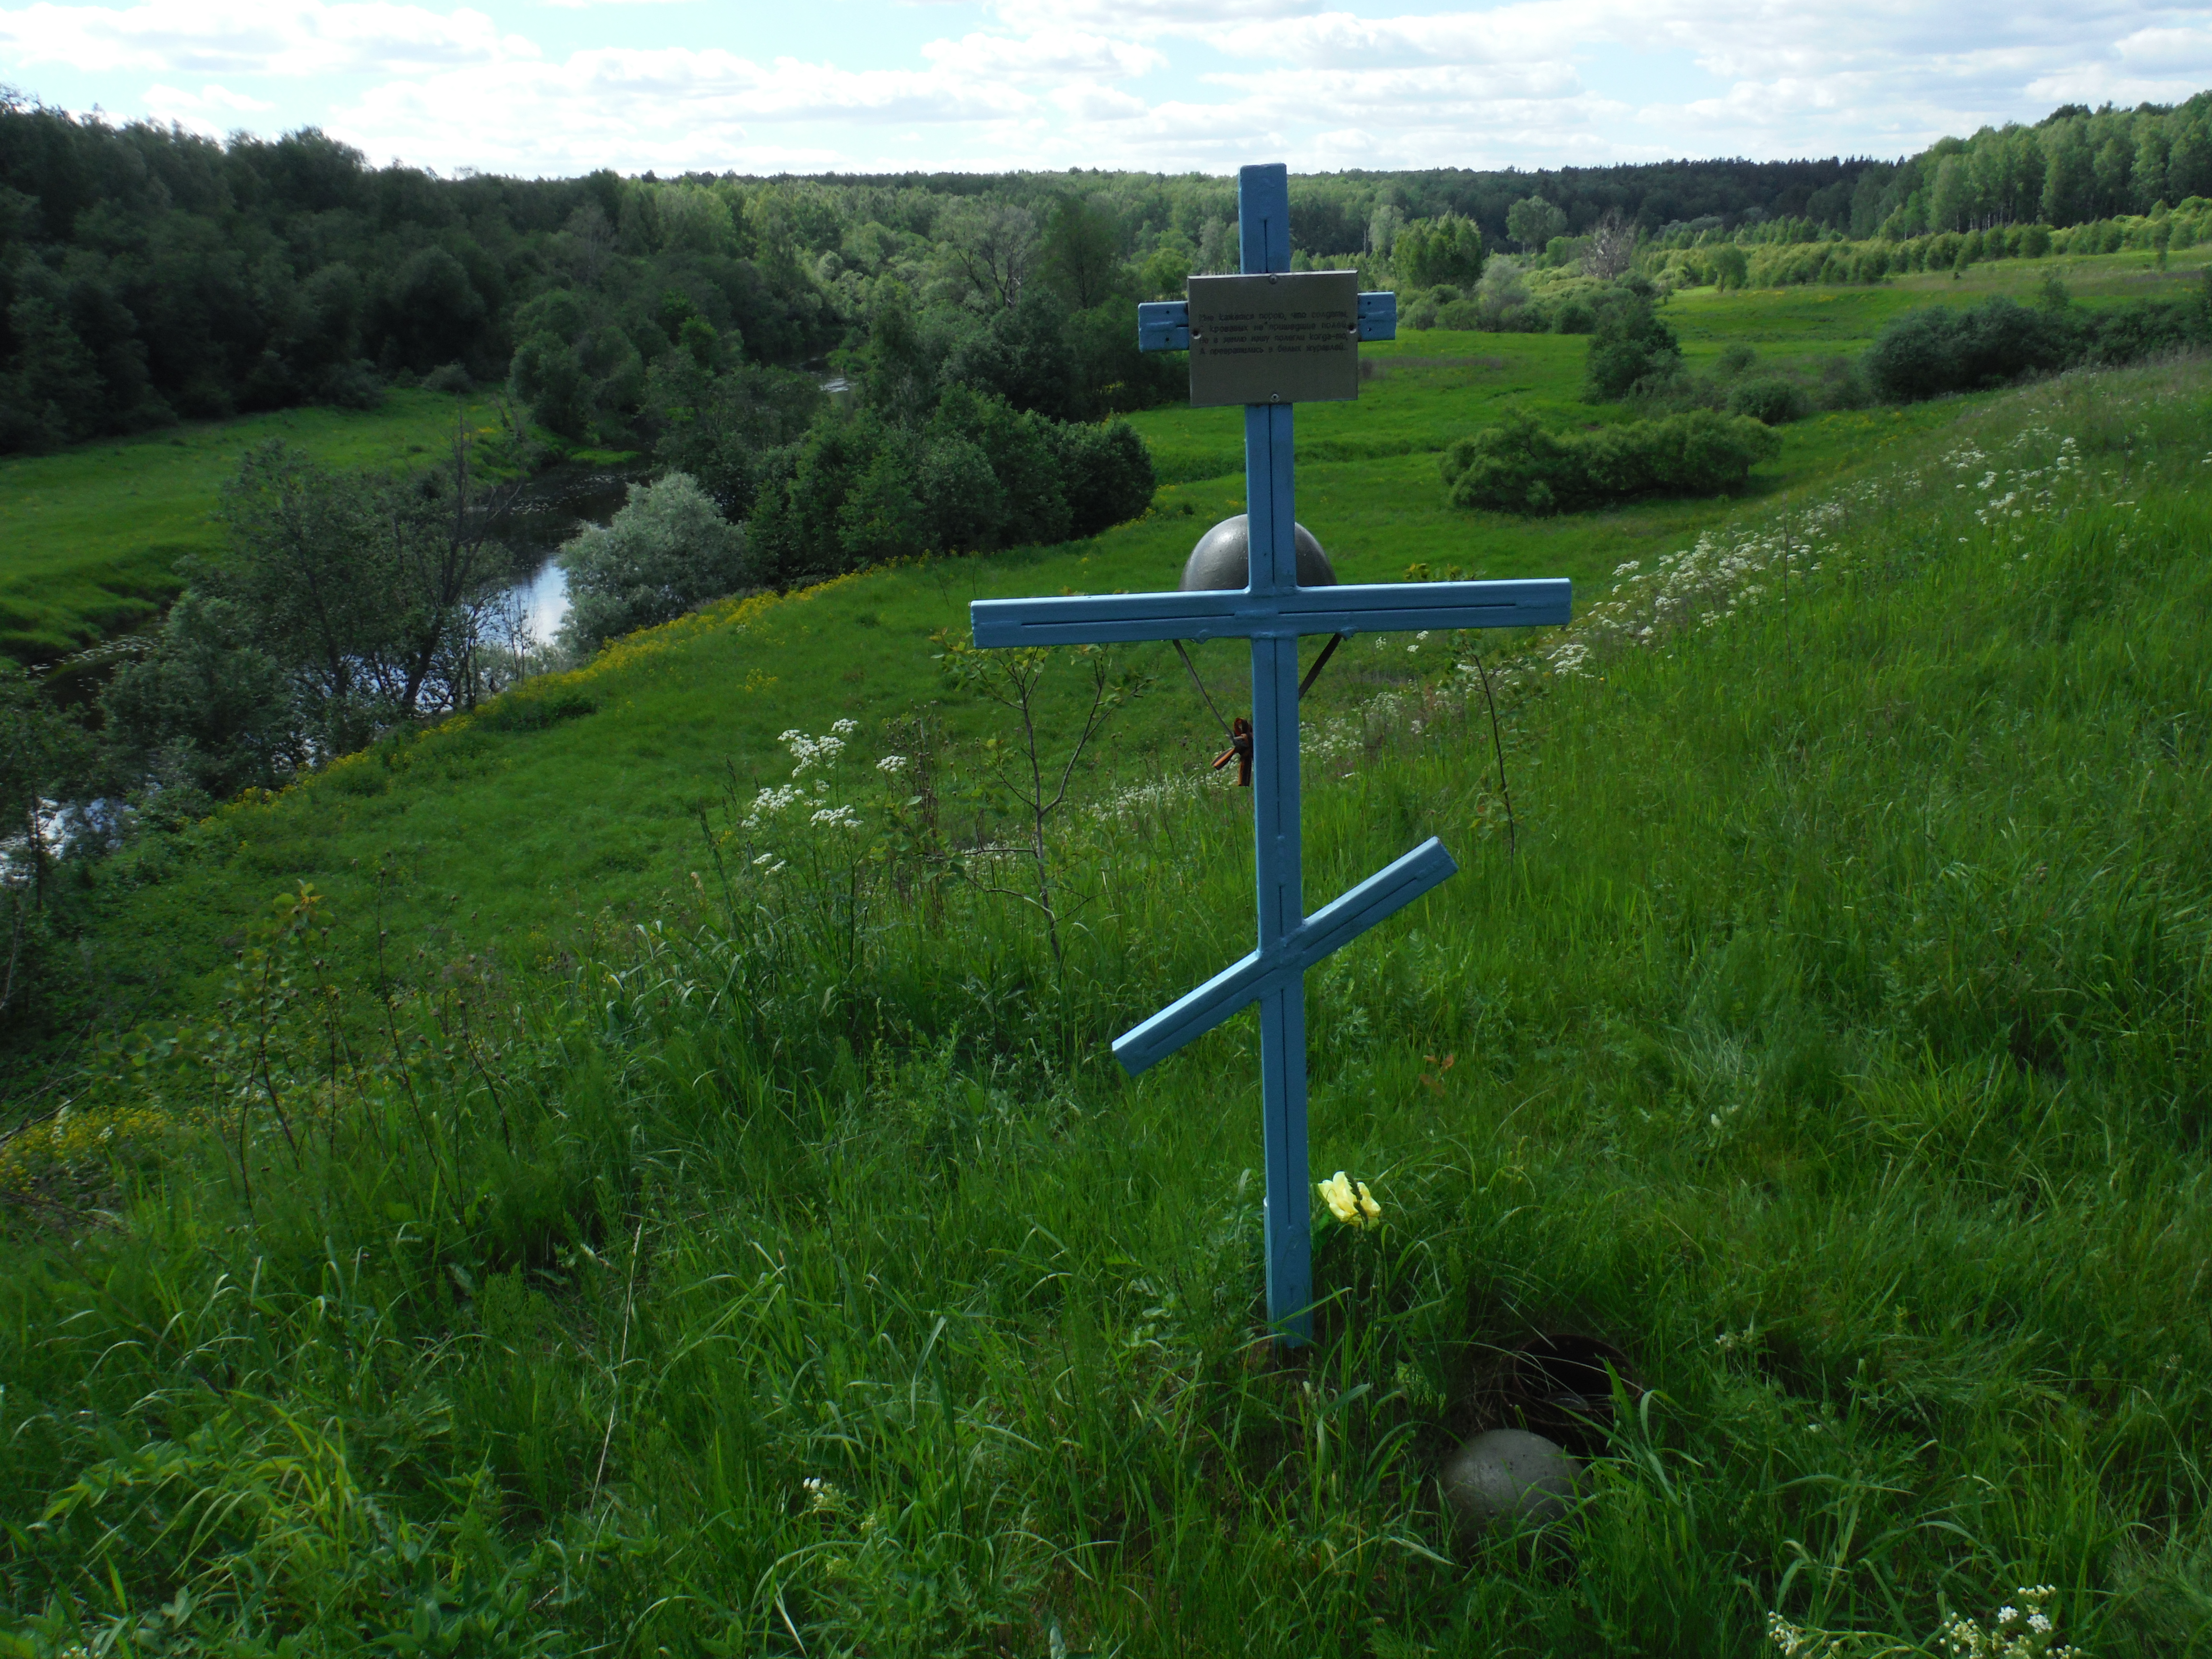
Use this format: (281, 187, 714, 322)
(1319, 1171, 1382, 1228)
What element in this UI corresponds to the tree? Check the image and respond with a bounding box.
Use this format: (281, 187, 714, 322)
(99, 594, 296, 799)
(1137, 244, 1192, 300)
(1045, 418, 1156, 539)
(380, 246, 489, 374)
(372, 427, 522, 717)
(930, 388, 1070, 548)
(1581, 212, 1637, 280)
(1395, 214, 1486, 289)
(2040, 120, 2096, 226)
(0, 663, 94, 938)
(1473, 256, 1531, 328)
(938, 199, 1038, 310)
(510, 332, 593, 440)
(212, 430, 515, 741)
(1928, 155, 1975, 233)
(559, 472, 749, 651)
(213, 443, 387, 749)
(1038, 195, 1126, 310)
(0, 294, 103, 451)
(1583, 293, 1681, 399)
(1505, 196, 1567, 252)
(851, 281, 939, 428)
(942, 289, 1081, 422)
(1367, 204, 1406, 258)
(648, 356, 824, 516)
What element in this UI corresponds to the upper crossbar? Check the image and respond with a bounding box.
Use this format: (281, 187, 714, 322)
(973, 577, 1570, 649)
(1137, 292, 1398, 352)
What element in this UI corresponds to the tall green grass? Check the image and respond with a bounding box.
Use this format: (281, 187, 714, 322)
(3, 358, 2209, 1656)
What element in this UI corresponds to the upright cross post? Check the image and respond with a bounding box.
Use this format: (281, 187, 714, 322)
(1238, 167, 1315, 1338)
(973, 163, 1571, 1345)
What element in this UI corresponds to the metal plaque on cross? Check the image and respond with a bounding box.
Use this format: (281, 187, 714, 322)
(971, 162, 1572, 1345)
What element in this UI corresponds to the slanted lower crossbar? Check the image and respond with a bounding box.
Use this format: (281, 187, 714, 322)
(1113, 837, 1458, 1076)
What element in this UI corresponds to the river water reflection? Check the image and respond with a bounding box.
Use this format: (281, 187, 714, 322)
(490, 463, 641, 649)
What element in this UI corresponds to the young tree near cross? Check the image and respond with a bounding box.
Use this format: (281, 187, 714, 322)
(971, 164, 1572, 1345)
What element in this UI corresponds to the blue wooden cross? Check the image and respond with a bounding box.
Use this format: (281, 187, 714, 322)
(971, 164, 1570, 1344)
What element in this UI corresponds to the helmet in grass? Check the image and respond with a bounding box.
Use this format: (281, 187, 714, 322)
(1179, 515, 1338, 591)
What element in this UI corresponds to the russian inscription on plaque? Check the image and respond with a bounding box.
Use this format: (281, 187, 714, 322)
(1187, 270, 1359, 408)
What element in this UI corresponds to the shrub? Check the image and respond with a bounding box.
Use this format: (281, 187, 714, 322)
(1864, 298, 2074, 402)
(1552, 299, 1596, 334)
(1472, 258, 1532, 329)
(98, 593, 297, 798)
(1726, 376, 1810, 425)
(1815, 354, 1870, 410)
(1584, 293, 1682, 399)
(1438, 406, 1779, 515)
(1046, 418, 1157, 539)
(559, 471, 748, 652)
(1714, 342, 1758, 378)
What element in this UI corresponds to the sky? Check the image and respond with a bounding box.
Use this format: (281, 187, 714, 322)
(1, 0, 2209, 181)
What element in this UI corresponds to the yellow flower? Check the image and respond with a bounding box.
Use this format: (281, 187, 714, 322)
(1319, 1171, 1381, 1228)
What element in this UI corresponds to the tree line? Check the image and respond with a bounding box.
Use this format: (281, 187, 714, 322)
(8, 87, 2207, 459)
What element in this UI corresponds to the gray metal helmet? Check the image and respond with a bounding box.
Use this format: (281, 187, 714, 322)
(1179, 515, 1337, 591)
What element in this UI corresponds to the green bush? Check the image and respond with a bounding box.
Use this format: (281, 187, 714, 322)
(1726, 376, 1810, 425)
(1714, 342, 1757, 378)
(1864, 298, 2073, 402)
(1438, 406, 1780, 515)
(1583, 294, 1683, 400)
(558, 472, 748, 652)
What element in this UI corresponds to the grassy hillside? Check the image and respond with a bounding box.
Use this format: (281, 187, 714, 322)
(0, 390, 506, 670)
(3, 356, 2206, 1655)
(39, 325, 1984, 1054)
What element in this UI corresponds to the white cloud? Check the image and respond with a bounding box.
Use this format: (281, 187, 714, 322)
(141, 78, 275, 135)
(327, 45, 1053, 174)
(9, 0, 2201, 176)
(146, 80, 275, 112)
(0, 0, 531, 77)
(921, 26, 1163, 80)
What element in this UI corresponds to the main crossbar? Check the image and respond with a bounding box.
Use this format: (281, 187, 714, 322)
(972, 577, 1569, 648)
(1113, 837, 1458, 1075)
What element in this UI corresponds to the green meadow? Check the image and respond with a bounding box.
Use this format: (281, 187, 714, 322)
(0, 391, 507, 670)
(3, 263, 2211, 1656)
(39, 346, 1972, 1045)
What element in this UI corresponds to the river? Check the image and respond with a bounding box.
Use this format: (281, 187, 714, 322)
(488, 463, 643, 649)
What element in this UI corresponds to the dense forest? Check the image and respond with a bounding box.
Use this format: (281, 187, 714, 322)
(4, 87, 2208, 460)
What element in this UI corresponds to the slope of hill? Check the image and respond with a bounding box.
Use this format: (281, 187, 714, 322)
(3, 354, 2207, 1655)
(20, 316, 1988, 1057)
